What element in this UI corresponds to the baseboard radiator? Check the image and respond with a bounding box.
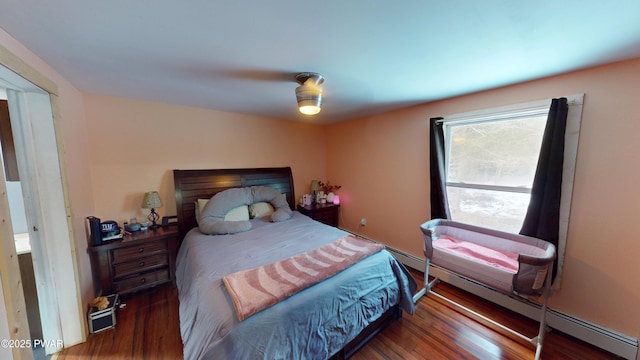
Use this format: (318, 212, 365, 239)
(385, 246, 639, 360)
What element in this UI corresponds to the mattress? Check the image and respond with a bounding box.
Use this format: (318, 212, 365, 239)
(176, 212, 416, 359)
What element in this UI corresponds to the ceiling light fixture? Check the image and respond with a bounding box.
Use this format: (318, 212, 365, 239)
(295, 72, 324, 115)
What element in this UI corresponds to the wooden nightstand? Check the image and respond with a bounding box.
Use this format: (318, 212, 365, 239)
(297, 203, 340, 227)
(88, 225, 179, 296)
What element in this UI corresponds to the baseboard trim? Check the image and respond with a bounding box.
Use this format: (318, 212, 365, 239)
(385, 246, 639, 360)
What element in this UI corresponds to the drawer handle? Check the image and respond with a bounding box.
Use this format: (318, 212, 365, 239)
(139, 261, 145, 267)
(140, 278, 146, 284)
(138, 248, 144, 253)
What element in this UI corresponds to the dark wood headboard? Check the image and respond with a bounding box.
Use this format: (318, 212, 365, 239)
(173, 167, 295, 241)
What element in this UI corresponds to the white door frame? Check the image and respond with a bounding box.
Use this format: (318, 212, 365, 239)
(0, 127, 31, 360)
(0, 50, 84, 356)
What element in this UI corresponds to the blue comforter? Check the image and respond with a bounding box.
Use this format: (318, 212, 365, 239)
(176, 212, 416, 360)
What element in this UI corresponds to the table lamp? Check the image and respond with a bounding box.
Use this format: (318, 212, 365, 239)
(142, 191, 163, 229)
(310, 180, 319, 204)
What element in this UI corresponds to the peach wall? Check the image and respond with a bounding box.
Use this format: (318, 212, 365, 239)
(325, 111, 430, 254)
(326, 58, 640, 337)
(0, 29, 95, 327)
(83, 94, 326, 224)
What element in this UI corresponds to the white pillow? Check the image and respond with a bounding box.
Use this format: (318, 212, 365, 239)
(197, 199, 209, 217)
(198, 198, 249, 221)
(249, 202, 275, 218)
(225, 205, 250, 221)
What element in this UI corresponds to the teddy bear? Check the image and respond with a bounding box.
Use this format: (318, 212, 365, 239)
(90, 296, 109, 310)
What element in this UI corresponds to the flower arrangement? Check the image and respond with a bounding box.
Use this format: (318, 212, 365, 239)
(318, 181, 341, 193)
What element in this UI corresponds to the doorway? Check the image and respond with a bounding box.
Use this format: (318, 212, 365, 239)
(0, 97, 45, 359)
(0, 57, 84, 359)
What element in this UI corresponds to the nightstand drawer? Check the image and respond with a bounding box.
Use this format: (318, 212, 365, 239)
(112, 253, 168, 279)
(310, 210, 335, 224)
(113, 269, 170, 293)
(297, 203, 340, 227)
(112, 241, 167, 263)
(89, 226, 179, 296)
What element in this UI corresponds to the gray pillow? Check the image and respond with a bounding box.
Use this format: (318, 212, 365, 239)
(198, 188, 253, 235)
(198, 186, 292, 235)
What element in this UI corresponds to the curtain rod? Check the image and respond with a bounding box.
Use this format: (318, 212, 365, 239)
(434, 95, 583, 125)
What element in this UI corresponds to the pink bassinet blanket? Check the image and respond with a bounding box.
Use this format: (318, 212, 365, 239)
(434, 235, 519, 273)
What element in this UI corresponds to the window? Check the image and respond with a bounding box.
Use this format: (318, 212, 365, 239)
(438, 94, 583, 287)
(443, 105, 550, 233)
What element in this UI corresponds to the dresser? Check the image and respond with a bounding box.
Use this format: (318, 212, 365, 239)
(89, 225, 179, 296)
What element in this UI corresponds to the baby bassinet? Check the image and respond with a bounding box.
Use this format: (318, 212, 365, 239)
(414, 219, 556, 360)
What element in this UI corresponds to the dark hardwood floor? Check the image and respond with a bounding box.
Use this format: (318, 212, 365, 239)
(55, 286, 183, 359)
(352, 269, 621, 360)
(55, 269, 621, 359)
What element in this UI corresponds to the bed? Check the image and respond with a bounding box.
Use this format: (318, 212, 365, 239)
(414, 219, 556, 360)
(173, 167, 416, 360)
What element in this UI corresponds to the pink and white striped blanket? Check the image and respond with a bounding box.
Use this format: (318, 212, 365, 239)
(223, 235, 384, 321)
(434, 234, 519, 273)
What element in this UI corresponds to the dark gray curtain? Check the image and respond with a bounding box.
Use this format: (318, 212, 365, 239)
(519, 98, 568, 279)
(429, 117, 450, 219)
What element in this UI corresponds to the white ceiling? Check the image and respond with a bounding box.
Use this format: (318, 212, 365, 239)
(1, 1, 639, 124)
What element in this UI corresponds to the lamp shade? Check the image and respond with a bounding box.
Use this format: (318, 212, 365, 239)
(310, 180, 319, 192)
(295, 73, 324, 116)
(142, 191, 163, 209)
(296, 83, 323, 115)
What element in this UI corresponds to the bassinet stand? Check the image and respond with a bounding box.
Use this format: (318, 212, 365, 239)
(413, 259, 553, 360)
